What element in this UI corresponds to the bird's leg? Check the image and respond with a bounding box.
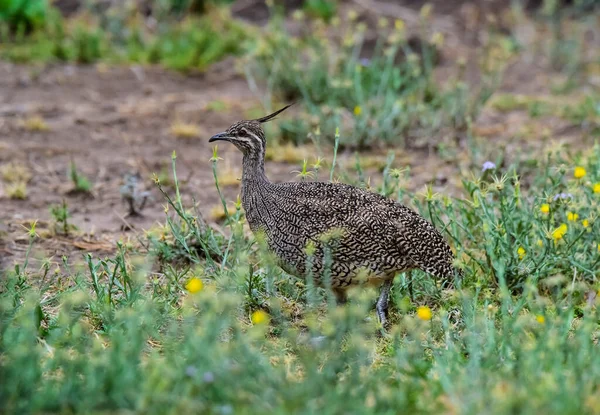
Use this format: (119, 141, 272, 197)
(333, 288, 348, 305)
(376, 279, 393, 328)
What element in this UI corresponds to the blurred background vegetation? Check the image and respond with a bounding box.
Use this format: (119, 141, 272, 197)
(1, 0, 597, 148)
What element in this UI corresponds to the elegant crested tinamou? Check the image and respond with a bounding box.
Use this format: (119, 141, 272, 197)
(209, 105, 461, 326)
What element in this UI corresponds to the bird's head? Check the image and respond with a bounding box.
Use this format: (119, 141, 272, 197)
(209, 104, 293, 155)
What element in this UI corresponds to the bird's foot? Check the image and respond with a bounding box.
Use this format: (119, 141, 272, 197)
(376, 302, 390, 331)
(375, 279, 393, 332)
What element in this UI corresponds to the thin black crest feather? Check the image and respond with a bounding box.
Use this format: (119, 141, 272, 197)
(254, 103, 295, 124)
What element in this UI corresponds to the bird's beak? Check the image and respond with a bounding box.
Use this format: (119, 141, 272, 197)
(209, 132, 230, 143)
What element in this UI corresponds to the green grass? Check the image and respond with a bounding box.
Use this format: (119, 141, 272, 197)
(2, 143, 600, 414)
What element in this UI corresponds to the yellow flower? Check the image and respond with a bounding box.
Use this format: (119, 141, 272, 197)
(430, 32, 444, 47)
(552, 223, 568, 241)
(185, 277, 204, 294)
(353, 106, 362, 116)
(574, 166, 586, 179)
(540, 204, 550, 214)
(416, 306, 432, 321)
(517, 247, 526, 259)
(420, 3, 432, 19)
(536, 315, 545, 324)
(597, 243, 600, 253)
(394, 19, 405, 31)
(593, 183, 600, 194)
(566, 211, 579, 221)
(536, 239, 543, 247)
(582, 219, 589, 228)
(251, 310, 270, 325)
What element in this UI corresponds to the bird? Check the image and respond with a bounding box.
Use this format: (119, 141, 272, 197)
(209, 105, 461, 327)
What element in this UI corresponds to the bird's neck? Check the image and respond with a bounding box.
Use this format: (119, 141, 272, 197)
(241, 151, 269, 228)
(241, 150, 269, 189)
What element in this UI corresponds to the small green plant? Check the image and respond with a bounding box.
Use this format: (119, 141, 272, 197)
(149, 151, 225, 264)
(69, 160, 92, 194)
(85, 242, 144, 327)
(72, 24, 104, 64)
(49, 199, 72, 235)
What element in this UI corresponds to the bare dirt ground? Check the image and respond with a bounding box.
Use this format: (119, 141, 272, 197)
(0, 62, 258, 269)
(0, 1, 595, 271)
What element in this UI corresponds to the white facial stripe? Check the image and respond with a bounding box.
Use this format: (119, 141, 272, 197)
(244, 130, 263, 149)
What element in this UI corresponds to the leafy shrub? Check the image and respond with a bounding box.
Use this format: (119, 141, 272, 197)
(143, 16, 247, 71)
(0, 0, 48, 32)
(303, 0, 337, 22)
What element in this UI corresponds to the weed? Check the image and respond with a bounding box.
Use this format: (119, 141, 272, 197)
(49, 199, 73, 235)
(72, 23, 105, 64)
(19, 115, 49, 131)
(0, 162, 31, 183)
(149, 151, 224, 264)
(68, 160, 92, 194)
(4, 181, 27, 199)
(1, 162, 31, 199)
(292, 159, 315, 181)
(85, 242, 144, 326)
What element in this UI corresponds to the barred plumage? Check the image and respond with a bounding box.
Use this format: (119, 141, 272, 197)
(209, 105, 460, 326)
